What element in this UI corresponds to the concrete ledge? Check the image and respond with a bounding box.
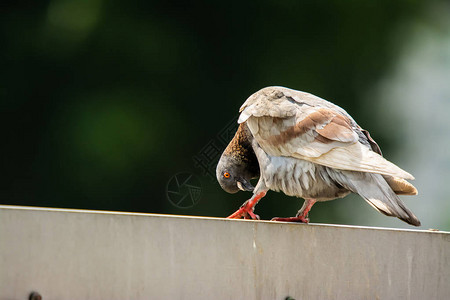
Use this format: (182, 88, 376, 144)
(1, 205, 449, 300)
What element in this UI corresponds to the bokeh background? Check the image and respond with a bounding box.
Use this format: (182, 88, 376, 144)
(2, 0, 449, 230)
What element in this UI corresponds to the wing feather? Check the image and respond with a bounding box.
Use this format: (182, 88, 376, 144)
(239, 87, 415, 180)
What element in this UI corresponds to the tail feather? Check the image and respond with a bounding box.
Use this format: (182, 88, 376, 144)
(383, 175, 418, 196)
(333, 171, 421, 226)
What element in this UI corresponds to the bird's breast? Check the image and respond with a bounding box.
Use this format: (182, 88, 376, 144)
(262, 155, 349, 201)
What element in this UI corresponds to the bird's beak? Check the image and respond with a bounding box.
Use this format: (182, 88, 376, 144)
(236, 178, 255, 192)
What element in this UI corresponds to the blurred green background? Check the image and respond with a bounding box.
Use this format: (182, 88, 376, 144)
(2, 0, 450, 230)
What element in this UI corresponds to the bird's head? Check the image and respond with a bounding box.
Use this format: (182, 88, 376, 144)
(216, 154, 256, 194)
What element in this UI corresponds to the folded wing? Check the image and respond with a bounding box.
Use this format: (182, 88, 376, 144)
(239, 87, 414, 180)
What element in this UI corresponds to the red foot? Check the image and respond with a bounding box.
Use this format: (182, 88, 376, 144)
(271, 216, 309, 223)
(271, 198, 316, 223)
(227, 191, 266, 220)
(228, 209, 260, 220)
(227, 202, 260, 220)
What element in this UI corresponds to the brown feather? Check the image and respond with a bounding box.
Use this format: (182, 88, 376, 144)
(223, 123, 259, 175)
(316, 114, 355, 142)
(267, 109, 335, 146)
(360, 128, 382, 155)
(224, 123, 252, 159)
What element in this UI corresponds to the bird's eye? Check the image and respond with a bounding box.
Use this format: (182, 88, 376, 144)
(223, 172, 231, 178)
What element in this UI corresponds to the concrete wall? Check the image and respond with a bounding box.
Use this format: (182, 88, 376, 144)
(0, 205, 449, 300)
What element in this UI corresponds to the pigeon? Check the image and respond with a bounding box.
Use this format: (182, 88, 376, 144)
(216, 86, 420, 226)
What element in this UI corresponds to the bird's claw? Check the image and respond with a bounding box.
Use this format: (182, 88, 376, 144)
(244, 211, 260, 220)
(227, 202, 260, 220)
(271, 216, 309, 223)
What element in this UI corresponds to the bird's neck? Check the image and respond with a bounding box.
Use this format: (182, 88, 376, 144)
(224, 123, 260, 176)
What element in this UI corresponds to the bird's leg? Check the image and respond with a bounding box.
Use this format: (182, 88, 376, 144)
(271, 198, 317, 223)
(227, 191, 267, 220)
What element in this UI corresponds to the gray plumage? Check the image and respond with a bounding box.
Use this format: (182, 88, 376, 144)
(217, 86, 420, 226)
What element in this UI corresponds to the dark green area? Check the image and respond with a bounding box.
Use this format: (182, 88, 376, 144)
(1, 0, 427, 224)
